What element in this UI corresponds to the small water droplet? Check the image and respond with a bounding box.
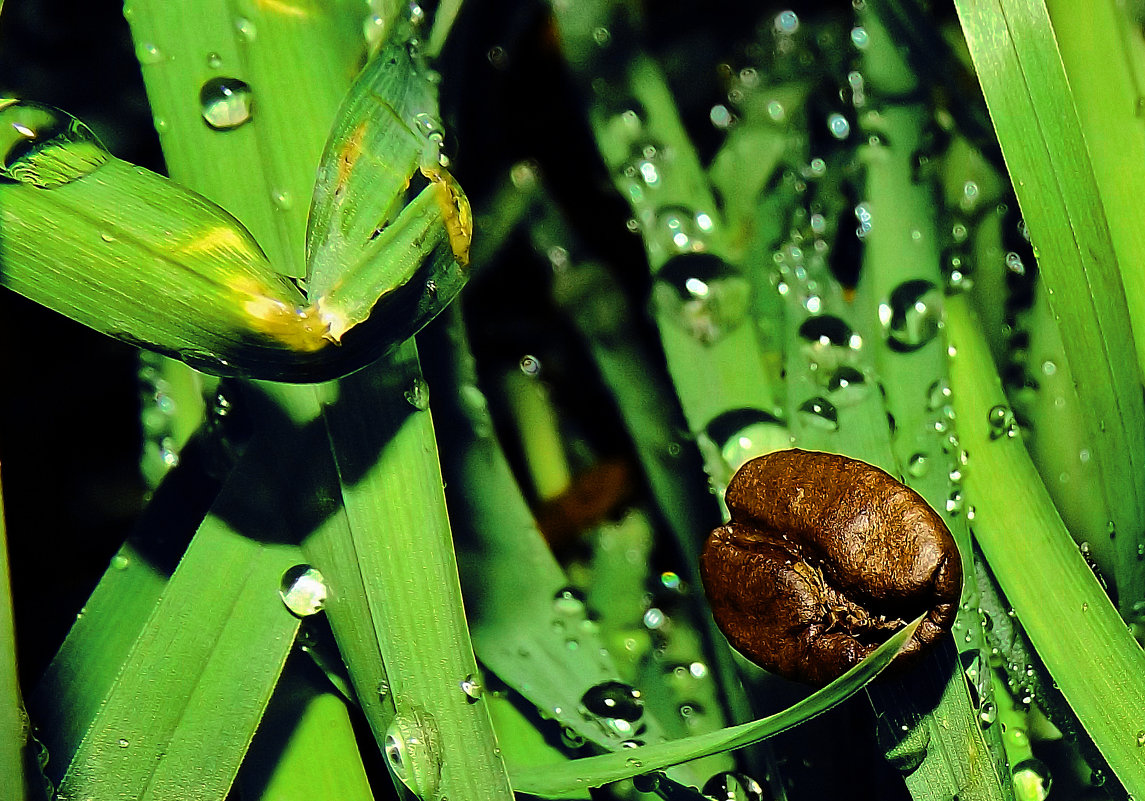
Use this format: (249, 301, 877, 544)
(797, 397, 839, 431)
(404, 377, 430, 410)
(643, 607, 666, 629)
(111, 553, 130, 571)
(118, 738, 129, 748)
(235, 16, 257, 41)
(705, 408, 788, 473)
(827, 112, 851, 140)
(385, 712, 442, 798)
(271, 188, 293, 210)
(907, 453, 930, 478)
(851, 26, 869, 49)
(774, 9, 800, 33)
(1136, 730, 1145, 747)
(581, 680, 644, 722)
(1005, 251, 1026, 276)
(199, 77, 253, 131)
(553, 586, 587, 616)
(460, 674, 483, 701)
(987, 404, 1018, 440)
(882, 280, 941, 352)
(927, 379, 952, 411)
(946, 490, 964, 515)
(136, 42, 164, 64)
(798, 314, 862, 376)
(519, 354, 541, 377)
(0, 100, 110, 187)
(979, 701, 997, 728)
(206, 51, 223, 69)
(279, 564, 327, 617)
(591, 26, 611, 46)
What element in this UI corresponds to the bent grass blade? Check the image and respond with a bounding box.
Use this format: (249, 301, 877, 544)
(510, 618, 918, 796)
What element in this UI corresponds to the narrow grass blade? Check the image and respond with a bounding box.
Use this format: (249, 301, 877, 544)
(122, 0, 363, 278)
(946, 293, 1145, 799)
(0, 476, 28, 801)
(952, 0, 1145, 606)
(313, 347, 514, 801)
(510, 617, 918, 796)
(237, 660, 374, 801)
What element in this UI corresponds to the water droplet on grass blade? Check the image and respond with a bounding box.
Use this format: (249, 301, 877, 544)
(404, 377, 430, 410)
(826, 366, 868, 405)
(796, 397, 839, 431)
(882, 280, 941, 352)
(652, 254, 750, 344)
(798, 314, 862, 375)
(705, 408, 788, 473)
(581, 680, 643, 722)
(460, 674, 483, 701)
(279, 565, 327, 617)
(1012, 759, 1052, 801)
(385, 711, 442, 798)
(987, 405, 1018, 440)
(200, 77, 253, 130)
(0, 100, 109, 187)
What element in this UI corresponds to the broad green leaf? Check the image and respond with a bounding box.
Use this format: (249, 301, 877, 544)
(509, 617, 918, 796)
(952, 0, 1145, 608)
(946, 294, 1145, 800)
(122, 0, 364, 278)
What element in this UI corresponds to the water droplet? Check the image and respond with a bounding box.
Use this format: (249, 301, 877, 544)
(797, 397, 839, 431)
(279, 564, 328, 617)
(1005, 251, 1026, 276)
(460, 674, 483, 701)
(591, 26, 611, 46)
(774, 10, 799, 34)
(0, 100, 109, 187)
(705, 408, 788, 473)
(271, 188, 293, 210)
(926, 380, 952, 411)
(652, 254, 751, 344)
(987, 404, 1018, 440)
(625, 756, 643, 769)
(710, 104, 733, 129)
(385, 711, 442, 798)
(826, 365, 869, 405)
(553, 586, 587, 616)
(851, 26, 869, 49)
(206, 51, 223, 69)
(118, 738, 129, 748)
(827, 112, 851, 140)
(581, 680, 644, 722)
(519, 354, 541, 377)
(946, 490, 964, 515)
(200, 77, 253, 131)
(907, 453, 930, 478)
(798, 314, 863, 375)
(703, 771, 766, 801)
(487, 45, 508, 68)
(1136, 730, 1145, 747)
(111, 553, 130, 571)
(235, 16, 257, 41)
(643, 608, 666, 629)
(404, 377, 430, 410)
(1012, 758, 1052, 801)
(136, 42, 165, 64)
(881, 280, 941, 352)
(979, 701, 997, 728)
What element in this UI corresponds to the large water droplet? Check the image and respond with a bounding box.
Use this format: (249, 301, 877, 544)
(279, 564, 327, 617)
(796, 397, 839, 431)
(882, 280, 941, 352)
(581, 680, 644, 722)
(652, 254, 751, 344)
(1012, 758, 1052, 801)
(0, 100, 109, 187)
(979, 700, 997, 728)
(798, 314, 862, 375)
(200, 77, 253, 131)
(703, 772, 766, 801)
(705, 408, 789, 473)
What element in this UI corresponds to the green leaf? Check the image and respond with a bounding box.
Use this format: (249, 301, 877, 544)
(509, 617, 919, 796)
(952, 0, 1145, 608)
(946, 293, 1145, 800)
(0, 477, 28, 801)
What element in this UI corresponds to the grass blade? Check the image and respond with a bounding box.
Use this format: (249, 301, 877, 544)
(946, 293, 1145, 799)
(952, 0, 1145, 607)
(510, 617, 918, 796)
(0, 474, 28, 801)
